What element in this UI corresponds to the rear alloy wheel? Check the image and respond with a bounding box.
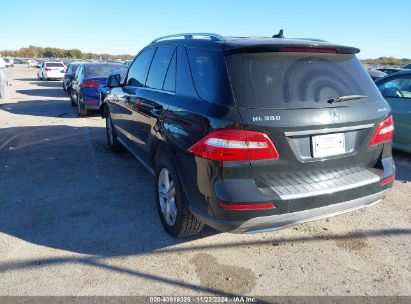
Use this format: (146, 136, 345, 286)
(105, 111, 125, 153)
(158, 168, 178, 226)
(155, 155, 204, 237)
(77, 95, 87, 116)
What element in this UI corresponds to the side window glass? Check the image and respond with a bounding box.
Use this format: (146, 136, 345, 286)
(146, 46, 175, 90)
(77, 67, 82, 78)
(163, 51, 176, 92)
(127, 48, 155, 87)
(378, 77, 411, 99)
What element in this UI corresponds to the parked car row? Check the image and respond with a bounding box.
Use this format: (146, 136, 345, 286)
(33, 33, 408, 238)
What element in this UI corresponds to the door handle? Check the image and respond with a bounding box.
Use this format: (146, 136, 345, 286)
(151, 106, 163, 117)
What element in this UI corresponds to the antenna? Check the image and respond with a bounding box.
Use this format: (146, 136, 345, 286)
(272, 29, 284, 39)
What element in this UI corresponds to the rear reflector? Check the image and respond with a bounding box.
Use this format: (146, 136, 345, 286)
(219, 202, 276, 210)
(83, 81, 100, 88)
(369, 115, 394, 146)
(188, 129, 279, 161)
(45, 68, 52, 71)
(279, 47, 337, 53)
(85, 100, 98, 104)
(381, 175, 395, 186)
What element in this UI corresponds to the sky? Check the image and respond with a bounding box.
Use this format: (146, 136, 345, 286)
(1, 0, 410, 59)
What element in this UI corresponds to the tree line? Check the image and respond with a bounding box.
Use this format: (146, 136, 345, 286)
(0, 45, 134, 61)
(1, 45, 410, 66)
(362, 57, 411, 66)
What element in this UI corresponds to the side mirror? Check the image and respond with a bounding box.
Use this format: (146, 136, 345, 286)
(107, 74, 121, 88)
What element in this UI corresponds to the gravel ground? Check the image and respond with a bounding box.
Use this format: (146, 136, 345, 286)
(0, 65, 410, 296)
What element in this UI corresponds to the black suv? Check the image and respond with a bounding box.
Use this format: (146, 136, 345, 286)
(102, 33, 395, 237)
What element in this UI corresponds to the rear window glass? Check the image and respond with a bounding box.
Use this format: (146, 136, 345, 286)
(187, 48, 233, 105)
(86, 65, 124, 78)
(70, 64, 79, 73)
(46, 62, 64, 67)
(226, 52, 383, 109)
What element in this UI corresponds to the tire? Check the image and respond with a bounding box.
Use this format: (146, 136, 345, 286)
(105, 110, 125, 153)
(77, 95, 87, 116)
(69, 89, 76, 106)
(155, 154, 204, 238)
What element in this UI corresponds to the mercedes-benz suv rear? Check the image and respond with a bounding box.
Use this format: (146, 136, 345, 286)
(103, 33, 395, 237)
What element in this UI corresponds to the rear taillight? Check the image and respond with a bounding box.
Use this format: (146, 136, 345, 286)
(279, 47, 337, 53)
(83, 81, 100, 88)
(45, 68, 52, 71)
(369, 115, 394, 146)
(188, 129, 279, 161)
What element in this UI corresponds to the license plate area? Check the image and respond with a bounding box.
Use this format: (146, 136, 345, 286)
(312, 133, 345, 158)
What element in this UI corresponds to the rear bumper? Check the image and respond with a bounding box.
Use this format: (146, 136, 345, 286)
(190, 189, 390, 233)
(44, 72, 64, 79)
(82, 90, 100, 109)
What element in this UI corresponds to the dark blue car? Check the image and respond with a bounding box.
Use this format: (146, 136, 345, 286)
(70, 63, 125, 116)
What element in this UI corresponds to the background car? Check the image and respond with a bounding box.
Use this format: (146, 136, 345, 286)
(4, 58, 14, 68)
(375, 67, 403, 74)
(63, 62, 81, 94)
(27, 59, 37, 67)
(70, 63, 125, 116)
(403, 63, 411, 70)
(376, 70, 411, 153)
(367, 68, 387, 81)
(37, 61, 65, 80)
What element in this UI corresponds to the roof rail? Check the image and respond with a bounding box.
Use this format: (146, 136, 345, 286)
(151, 33, 225, 44)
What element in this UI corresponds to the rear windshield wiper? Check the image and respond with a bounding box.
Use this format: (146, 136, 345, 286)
(327, 95, 368, 104)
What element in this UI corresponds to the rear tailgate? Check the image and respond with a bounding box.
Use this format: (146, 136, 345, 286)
(238, 104, 389, 200)
(226, 50, 392, 201)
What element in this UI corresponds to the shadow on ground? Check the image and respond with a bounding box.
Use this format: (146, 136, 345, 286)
(0, 125, 217, 257)
(15, 88, 66, 98)
(0, 99, 77, 118)
(0, 99, 101, 118)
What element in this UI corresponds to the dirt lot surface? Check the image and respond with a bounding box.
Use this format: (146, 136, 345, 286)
(0, 66, 410, 296)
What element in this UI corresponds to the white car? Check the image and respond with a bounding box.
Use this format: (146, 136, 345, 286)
(27, 59, 37, 68)
(37, 62, 65, 80)
(4, 58, 14, 68)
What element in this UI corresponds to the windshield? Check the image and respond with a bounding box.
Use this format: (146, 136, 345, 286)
(226, 52, 383, 109)
(86, 64, 124, 78)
